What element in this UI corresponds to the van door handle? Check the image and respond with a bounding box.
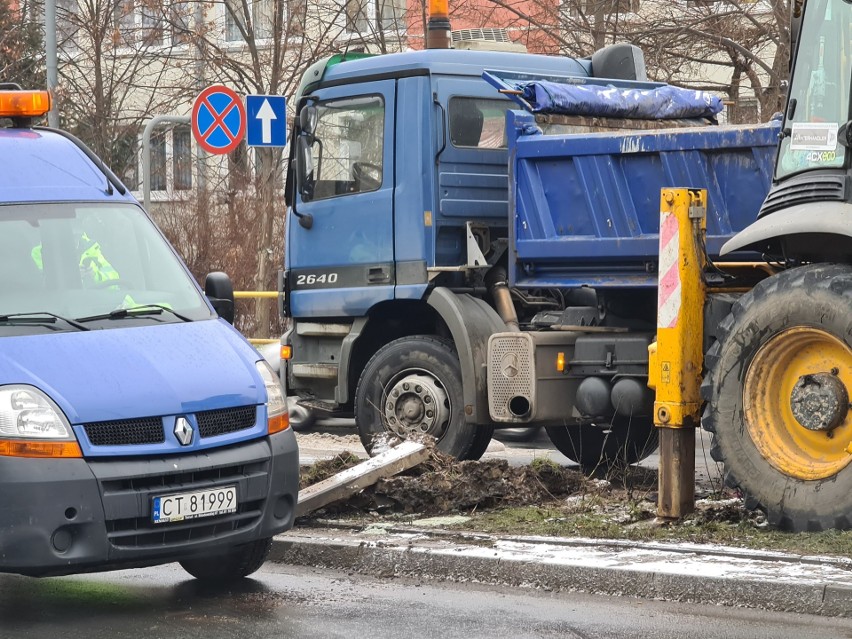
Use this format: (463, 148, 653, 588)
(367, 266, 391, 283)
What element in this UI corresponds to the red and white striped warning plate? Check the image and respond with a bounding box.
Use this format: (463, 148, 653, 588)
(657, 211, 681, 329)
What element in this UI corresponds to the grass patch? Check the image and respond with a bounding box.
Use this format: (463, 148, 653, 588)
(451, 504, 852, 557)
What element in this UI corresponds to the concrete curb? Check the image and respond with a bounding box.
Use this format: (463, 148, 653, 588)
(270, 525, 852, 617)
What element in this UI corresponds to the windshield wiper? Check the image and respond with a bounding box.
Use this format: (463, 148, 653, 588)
(0, 311, 90, 332)
(76, 304, 192, 324)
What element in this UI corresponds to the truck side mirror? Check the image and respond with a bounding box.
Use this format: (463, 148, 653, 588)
(205, 271, 235, 324)
(295, 135, 315, 203)
(299, 105, 318, 136)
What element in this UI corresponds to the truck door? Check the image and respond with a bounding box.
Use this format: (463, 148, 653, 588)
(287, 80, 395, 317)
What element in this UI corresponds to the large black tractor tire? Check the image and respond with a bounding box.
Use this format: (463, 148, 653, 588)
(180, 538, 272, 582)
(465, 424, 495, 461)
(702, 264, 852, 531)
(355, 336, 481, 459)
(545, 416, 658, 471)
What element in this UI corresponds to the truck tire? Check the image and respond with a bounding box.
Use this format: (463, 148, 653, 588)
(355, 336, 480, 459)
(545, 417, 658, 471)
(465, 425, 495, 461)
(702, 263, 852, 531)
(287, 397, 318, 432)
(179, 538, 272, 582)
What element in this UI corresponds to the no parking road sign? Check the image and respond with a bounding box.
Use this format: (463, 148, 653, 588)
(192, 85, 246, 155)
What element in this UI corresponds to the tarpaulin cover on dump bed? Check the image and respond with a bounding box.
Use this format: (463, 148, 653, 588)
(519, 81, 723, 119)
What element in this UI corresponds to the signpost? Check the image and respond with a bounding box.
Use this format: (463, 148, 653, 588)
(246, 95, 288, 148)
(191, 85, 246, 155)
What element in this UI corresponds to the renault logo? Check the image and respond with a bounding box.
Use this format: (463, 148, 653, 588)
(174, 417, 194, 446)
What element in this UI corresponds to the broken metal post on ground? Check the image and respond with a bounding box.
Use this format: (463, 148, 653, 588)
(648, 188, 707, 520)
(296, 441, 430, 518)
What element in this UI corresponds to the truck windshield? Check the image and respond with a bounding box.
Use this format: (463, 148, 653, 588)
(0, 202, 212, 334)
(776, 0, 851, 180)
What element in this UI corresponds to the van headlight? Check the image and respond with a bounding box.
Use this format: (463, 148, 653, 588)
(0, 385, 81, 458)
(256, 361, 289, 434)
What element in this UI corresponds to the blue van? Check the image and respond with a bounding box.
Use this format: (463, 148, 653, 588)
(0, 89, 298, 580)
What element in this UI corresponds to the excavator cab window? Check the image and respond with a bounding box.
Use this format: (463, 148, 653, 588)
(776, 0, 850, 179)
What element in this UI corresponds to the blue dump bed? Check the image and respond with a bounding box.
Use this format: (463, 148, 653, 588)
(507, 110, 781, 289)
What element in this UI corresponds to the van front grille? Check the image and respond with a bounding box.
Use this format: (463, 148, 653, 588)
(84, 417, 164, 446)
(197, 405, 257, 438)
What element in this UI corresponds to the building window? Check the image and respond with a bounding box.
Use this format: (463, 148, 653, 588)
(151, 131, 167, 191)
(173, 126, 193, 190)
(568, 0, 640, 17)
(115, 128, 140, 191)
(225, 0, 273, 42)
(229, 141, 251, 190)
(112, 0, 188, 46)
(345, 0, 405, 33)
(57, 0, 80, 50)
(171, 1, 192, 45)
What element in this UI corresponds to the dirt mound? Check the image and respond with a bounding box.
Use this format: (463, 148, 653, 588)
(300, 444, 585, 516)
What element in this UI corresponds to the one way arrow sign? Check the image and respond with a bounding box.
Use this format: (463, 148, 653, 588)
(246, 94, 287, 148)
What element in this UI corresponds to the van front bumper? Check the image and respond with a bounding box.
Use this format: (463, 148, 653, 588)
(0, 429, 298, 577)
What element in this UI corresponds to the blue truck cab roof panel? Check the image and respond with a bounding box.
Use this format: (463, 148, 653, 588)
(313, 49, 593, 87)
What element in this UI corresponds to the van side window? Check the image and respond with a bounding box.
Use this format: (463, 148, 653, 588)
(449, 97, 511, 149)
(310, 95, 384, 200)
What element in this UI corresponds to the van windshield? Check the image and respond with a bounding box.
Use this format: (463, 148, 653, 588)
(0, 202, 213, 334)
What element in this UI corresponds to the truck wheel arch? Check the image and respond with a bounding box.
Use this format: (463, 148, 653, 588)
(426, 287, 506, 425)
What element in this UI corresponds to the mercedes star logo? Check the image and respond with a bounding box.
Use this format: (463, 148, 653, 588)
(174, 417, 194, 446)
(500, 352, 519, 378)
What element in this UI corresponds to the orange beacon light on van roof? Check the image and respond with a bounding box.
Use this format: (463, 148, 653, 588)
(0, 90, 51, 119)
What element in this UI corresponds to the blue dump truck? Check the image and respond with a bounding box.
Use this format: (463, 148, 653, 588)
(0, 88, 299, 579)
(280, 44, 779, 467)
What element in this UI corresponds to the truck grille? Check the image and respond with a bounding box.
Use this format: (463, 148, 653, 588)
(84, 417, 164, 446)
(759, 175, 845, 217)
(101, 459, 269, 549)
(197, 405, 257, 438)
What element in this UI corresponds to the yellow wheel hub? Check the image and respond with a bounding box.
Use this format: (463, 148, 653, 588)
(744, 326, 852, 481)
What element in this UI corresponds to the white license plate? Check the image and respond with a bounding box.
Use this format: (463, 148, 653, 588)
(152, 485, 237, 524)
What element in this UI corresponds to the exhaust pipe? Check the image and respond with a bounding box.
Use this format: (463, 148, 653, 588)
(426, 0, 452, 50)
(486, 267, 520, 332)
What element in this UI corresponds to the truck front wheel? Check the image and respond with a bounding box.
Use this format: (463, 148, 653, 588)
(703, 264, 852, 531)
(355, 336, 484, 459)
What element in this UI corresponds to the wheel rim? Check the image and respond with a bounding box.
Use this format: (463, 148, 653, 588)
(382, 369, 450, 439)
(744, 326, 852, 480)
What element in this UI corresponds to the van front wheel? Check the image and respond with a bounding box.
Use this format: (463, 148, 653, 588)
(180, 538, 272, 582)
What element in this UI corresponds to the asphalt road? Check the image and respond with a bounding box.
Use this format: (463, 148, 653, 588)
(2, 562, 851, 639)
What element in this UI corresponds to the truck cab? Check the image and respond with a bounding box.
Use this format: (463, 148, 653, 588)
(0, 88, 299, 579)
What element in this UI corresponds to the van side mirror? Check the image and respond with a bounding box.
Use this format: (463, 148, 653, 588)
(205, 271, 235, 324)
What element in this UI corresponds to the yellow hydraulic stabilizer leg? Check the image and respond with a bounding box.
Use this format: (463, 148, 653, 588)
(647, 188, 707, 520)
